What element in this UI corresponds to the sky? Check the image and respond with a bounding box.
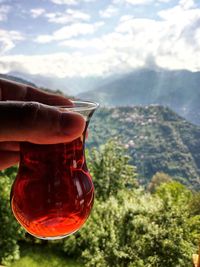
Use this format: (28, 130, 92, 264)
(0, 0, 200, 81)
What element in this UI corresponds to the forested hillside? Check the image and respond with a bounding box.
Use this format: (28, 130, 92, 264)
(87, 105, 200, 189)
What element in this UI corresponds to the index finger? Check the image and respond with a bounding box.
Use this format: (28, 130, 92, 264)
(0, 78, 72, 106)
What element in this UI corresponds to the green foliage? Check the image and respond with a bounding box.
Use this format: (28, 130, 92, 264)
(188, 192, 200, 216)
(155, 181, 192, 207)
(187, 215, 200, 244)
(0, 168, 24, 266)
(147, 172, 172, 193)
(87, 139, 137, 201)
(61, 142, 199, 267)
(62, 187, 197, 267)
(187, 192, 200, 243)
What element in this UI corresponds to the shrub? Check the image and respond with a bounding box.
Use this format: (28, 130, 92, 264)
(0, 168, 24, 265)
(61, 185, 197, 266)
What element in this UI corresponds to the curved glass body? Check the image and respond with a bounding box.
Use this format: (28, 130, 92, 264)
(10, 101, 98, 240)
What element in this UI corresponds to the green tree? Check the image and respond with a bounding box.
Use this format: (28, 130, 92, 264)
(188, 192, 200, 216)
(86, 139, 137, 201)
(61, 141, 198, 267)
(155, 181, 192, 207)
(62, 187, 196, 267)
(147, 172, 172, 193)
(187, 192, 200, 244)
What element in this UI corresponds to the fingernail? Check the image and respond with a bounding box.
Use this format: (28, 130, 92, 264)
(60, 112, 86, 138)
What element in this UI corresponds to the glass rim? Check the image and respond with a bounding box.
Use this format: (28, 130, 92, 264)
(57, 100, 99, 112)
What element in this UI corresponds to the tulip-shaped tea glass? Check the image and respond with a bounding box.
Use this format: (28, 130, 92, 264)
(10, 100, 98, 240)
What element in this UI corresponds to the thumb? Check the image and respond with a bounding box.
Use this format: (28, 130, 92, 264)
(0, 101, 85, 144)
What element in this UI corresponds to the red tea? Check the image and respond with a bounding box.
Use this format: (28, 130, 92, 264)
(11, 135, 94, 239)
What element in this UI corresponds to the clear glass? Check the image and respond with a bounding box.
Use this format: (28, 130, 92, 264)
(10, 100, 99, 240)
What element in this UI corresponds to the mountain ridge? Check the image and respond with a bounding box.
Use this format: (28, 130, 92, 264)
(0, 73, 36, 87)
(78, 68, 200, 125)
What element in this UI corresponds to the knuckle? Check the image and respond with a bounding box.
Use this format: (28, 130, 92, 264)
(20, 102, 41, 126)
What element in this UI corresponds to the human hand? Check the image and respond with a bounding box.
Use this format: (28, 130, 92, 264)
(0, 78, 85, 170)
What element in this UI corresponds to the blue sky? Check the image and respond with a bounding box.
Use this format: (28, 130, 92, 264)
(0, 0, 200, 80)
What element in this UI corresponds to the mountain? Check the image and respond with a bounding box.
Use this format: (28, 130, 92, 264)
(7, 71, 113, 95)
(87, 105, 200, 190)
(78, 69, 200, 125)
(0, 73, 36, 87)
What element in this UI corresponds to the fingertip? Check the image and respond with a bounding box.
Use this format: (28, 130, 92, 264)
(60, 112, 86, 141)
(0, 101, 86, 144)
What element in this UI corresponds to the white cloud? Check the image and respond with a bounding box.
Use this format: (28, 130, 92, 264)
(99, 5, 119, 18)
(1, 0, 200, 78)
(60, 32, 136, 50)
(35, 35, 52, 44)
(119, 15, 134, 22)
(66, 9, 90, 19)
(60, 38, 105, 49)
(1, 11, 200, 78)
(179, 0, 196, 9)
(30, 8, 46, 18)
(114, 5, 200, 71)
(35, 22, 104, 43)
(45, 9, 90, 24)
(157, 0, 173, 2)
(0, 29, 24, 54)
(58, 9, 200, 75)
(50, 0, 78, 5)
(116, 17, 159, 36)
(0, 5, 11, 21)
(158, 4, 200, 24)
(50, 0, 95, 5)
(0, 51, 124, 78)
(113, 0, 176, 4)
(125, 0, 153, 5)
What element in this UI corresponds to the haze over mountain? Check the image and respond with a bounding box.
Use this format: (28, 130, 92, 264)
(7, 71, 120, 96)
(7, 71, 105, 95)
(78, 68, 200, 125)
